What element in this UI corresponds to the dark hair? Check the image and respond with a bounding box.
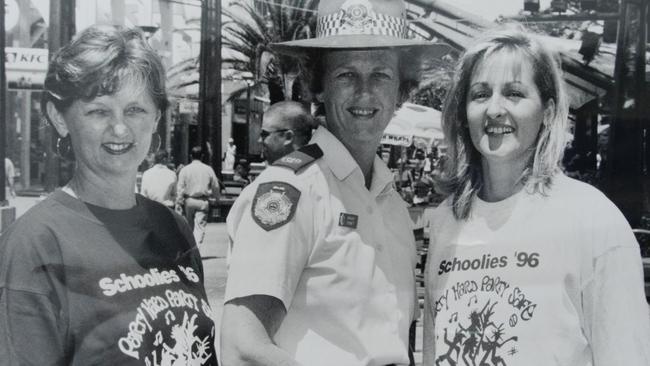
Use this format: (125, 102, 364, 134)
(190, 146, 203, 160)
(300, 48, 421, 107)
(41, 25, 168, 133)
(291, 110, 315, 146)
(153, 150, 168, 164)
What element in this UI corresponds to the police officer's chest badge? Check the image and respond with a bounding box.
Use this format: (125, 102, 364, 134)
(252, 182, 301, 231)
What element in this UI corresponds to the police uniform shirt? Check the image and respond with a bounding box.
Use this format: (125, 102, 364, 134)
(225, 126, 417, 366)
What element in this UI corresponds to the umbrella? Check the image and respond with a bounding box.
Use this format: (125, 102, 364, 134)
(381, 103, 444, 148)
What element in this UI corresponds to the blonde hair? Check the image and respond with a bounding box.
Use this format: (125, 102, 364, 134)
(438, 26, 569, 220)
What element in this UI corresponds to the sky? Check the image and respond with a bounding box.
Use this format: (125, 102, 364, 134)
(443, 0, 554, 22)
(19, 0, 557, 31)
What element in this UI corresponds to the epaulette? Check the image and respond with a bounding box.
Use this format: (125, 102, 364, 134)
(272, 144, 323, 173)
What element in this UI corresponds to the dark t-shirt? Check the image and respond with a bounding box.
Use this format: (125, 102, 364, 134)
(0, 190, 218, 365)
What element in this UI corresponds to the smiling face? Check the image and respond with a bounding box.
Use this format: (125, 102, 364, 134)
(49, 81, 160, 180)
(320, 49, 400, 149)
(466, 49, 550, 169)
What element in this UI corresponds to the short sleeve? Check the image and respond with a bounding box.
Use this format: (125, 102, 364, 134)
(224, 175, 315, 310)
(0, 221, 68, 365)
(582, 246, 650, 365)
(422, 278, 436, 366)
(581, 200, 650, 365)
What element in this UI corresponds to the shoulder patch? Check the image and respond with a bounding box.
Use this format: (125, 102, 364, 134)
(272, 144, 323, 173)
(251, 182, 301, 231)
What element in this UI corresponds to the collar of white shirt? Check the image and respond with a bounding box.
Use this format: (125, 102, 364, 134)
(311, 126, 394, 197)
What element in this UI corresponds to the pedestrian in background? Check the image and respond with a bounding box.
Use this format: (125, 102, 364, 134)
(223, 137, 236, 173)
(140, 150, 177, 208)
(4, 157, 16, 198)
(220, 0, 449, 365)
(423, 26, 650, 366)
(176, 146, 221, 246)
(232, 163, 250, 185)
(0, 25, 217, 365)
(259, 101, 315, 164)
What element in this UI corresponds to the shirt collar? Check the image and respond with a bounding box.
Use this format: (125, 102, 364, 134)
(311, 126, 395, 196)
(311, 126, 357, 181)
(369, 155, 395, 196)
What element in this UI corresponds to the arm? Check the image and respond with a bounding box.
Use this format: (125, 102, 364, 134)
(0, 289, 67, 365)
(422, 215, 438, 366)
(0, 223, 68, 365)
(580, 196, 650, 365)
(5, 160, 15, 196)
(222, 176, 314, 365)
(169, 175, 178, 207)
(175, 170, 186, 212)
(583, 246, 650, 366)
(221, 295, 301, 366)
(209, 170, 221, 200)
(422, 268, 436, 366)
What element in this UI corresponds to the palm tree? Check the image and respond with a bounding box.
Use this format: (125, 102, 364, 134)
(222, 0, 318, 103)
(412, 55, 456, 110)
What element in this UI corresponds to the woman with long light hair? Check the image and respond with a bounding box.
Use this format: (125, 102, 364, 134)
(424, 27, 650, 365)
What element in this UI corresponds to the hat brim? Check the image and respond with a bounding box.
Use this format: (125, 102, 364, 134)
(270, 35, 452, 59)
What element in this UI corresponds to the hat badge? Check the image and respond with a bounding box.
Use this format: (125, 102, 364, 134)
(340, 0, 374, 30)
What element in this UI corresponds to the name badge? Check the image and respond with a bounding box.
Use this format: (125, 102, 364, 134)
(338, 213, 358, 229)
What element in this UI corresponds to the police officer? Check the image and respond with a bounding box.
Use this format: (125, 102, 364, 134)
(259, 101, 315, 164)
(221, 0, 449, 365)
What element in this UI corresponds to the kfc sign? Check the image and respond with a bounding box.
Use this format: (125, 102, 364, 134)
(5, 47, 49, 72)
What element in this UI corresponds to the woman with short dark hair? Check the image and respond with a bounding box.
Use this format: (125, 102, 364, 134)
(423, 27, 650, 365)
(0, 25, 218, 365)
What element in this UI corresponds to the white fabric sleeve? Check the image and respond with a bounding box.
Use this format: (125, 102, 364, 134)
(583, 246, 650, 366)
(224, 180, 315, 310)
(422, 211, 439, 366)
(422, 289, 436, 366)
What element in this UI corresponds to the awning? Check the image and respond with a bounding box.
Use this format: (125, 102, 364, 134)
(408, 1, 616, 110)
(382, 103, 444, 147)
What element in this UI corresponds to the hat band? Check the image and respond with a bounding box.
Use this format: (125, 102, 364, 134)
(316, 9, 408, 39)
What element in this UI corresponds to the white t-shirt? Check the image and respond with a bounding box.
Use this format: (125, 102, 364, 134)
(140, 164, 177, 206)
(424, 174, 650, 366)
(225, 127, 417, 366)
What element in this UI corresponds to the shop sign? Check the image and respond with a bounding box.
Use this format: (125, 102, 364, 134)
(381, 133, 412, 147)
(6, 47, 49, 71)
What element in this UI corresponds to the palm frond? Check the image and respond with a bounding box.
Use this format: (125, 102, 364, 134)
(221, 0, 318, 101)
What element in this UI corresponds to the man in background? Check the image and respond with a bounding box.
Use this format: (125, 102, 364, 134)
(140, 150, 176, 208)
(176, 146, 221, 246)
(259, 101, 315, 164)
(4, 157, 16, 199)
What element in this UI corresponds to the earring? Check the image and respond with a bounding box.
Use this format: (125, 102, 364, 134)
(149, 132, 162, 154)
(56, 135, 74, 160)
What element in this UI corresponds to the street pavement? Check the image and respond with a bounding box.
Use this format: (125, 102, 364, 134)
(5, 194, 424, 364)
